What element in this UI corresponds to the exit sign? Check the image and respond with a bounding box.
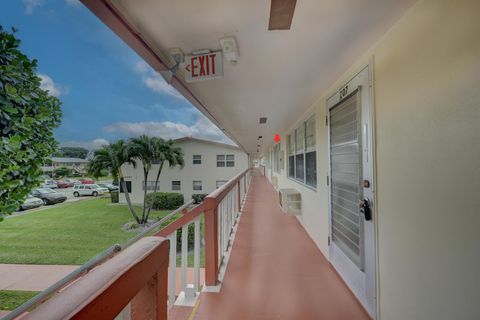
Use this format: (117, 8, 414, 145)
(183, 51, 223, 83)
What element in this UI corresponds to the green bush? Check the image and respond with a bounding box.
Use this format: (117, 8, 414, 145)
(0, 27, 62, 216)
(176, 223, 195, 251)
(192, 193, 208, 204)
(147, 192, 184, 210)
(53, 166, 71, 178)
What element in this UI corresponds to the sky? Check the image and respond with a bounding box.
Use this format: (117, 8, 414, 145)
(0, 0, 231, 150)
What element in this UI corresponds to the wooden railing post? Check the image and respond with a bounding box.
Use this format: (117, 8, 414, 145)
(156, 268, 168, 320)
(204, 197, 219, 286)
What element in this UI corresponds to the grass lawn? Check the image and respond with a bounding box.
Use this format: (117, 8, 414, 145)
(0, 198, 173, 265)
(0, 290, 39, 310)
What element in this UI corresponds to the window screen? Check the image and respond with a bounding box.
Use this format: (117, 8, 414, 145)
(193, 180, 202, 191)
(193, 155, 201, 165)
(172, 181, 181, 190)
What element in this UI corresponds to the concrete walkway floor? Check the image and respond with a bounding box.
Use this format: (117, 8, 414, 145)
(193, 173, 371, 320)
(0, 264, 79, 291)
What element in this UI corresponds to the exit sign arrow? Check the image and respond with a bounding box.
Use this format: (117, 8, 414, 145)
(182, 51, 223, 83)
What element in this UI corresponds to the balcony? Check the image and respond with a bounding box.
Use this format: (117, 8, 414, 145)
(5, 168, 369, 320)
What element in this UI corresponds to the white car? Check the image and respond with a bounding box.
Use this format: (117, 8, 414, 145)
(73, 184, 109, 197)
(19, 195, 43, 211)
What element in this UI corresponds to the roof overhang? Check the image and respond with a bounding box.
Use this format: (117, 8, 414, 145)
(81, 0, 416, 156)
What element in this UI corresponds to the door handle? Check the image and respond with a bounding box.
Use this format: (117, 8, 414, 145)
(359, 198, 372, 221)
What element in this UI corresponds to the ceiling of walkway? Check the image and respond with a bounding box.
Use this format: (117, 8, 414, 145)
(84, 0, 416, 155)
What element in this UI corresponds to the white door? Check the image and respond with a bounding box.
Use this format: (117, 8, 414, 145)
(327, 65, 376, 318)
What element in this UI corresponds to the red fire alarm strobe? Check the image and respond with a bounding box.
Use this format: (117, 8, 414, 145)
(274, 134, 281, 143)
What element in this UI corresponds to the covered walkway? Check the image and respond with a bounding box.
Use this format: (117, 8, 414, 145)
(193, 172, 370, 319)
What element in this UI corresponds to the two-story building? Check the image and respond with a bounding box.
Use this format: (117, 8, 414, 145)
(119, 137, 248, 204)
(41, 157, 88, 176)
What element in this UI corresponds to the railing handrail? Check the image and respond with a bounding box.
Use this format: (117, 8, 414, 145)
(155, 202, 205, 237)
(123, 199, 194, 247)
(3, 169, 252, 319)
(1, 244, 122, 320)
(2, 199, 194, 320)
(204, 168, 250, 207)
(21, 237, 169, 320)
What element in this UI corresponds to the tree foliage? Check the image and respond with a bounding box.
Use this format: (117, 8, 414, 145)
(0, 27, 62, 216)
(53, 146, 88, 159)
(53, 166, 71, 178)
(88, 136, 184, 225)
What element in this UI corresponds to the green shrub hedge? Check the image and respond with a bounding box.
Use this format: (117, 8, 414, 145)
(147, 192, 184, 210)
(192, 193, 208, 204)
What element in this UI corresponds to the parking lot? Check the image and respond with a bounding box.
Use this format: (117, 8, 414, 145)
(9, 184, 113, 218)
(55, 187, 80, 203)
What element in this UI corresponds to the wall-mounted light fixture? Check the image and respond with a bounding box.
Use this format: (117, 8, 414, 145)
(219, 37, 239, 65)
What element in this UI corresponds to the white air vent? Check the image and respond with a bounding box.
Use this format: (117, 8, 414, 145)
(279, 188, 301, 215)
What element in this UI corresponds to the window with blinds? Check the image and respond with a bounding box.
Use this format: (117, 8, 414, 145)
(287, 115, 317, 188)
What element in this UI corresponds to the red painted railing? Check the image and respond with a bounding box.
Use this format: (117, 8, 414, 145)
(155, 168, 251, 287)
(7, 169, 252, 319)
(22, 237, 169, 320)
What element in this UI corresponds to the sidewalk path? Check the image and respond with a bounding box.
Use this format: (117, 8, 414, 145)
(0, 264, 79, 291)
(0, 263, 204, 295)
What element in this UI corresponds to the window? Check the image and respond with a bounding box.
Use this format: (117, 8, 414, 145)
(287, 115, 317, 188)
(305, 116, 317, 188)
(142, 181, 160, 191)
(217, 155, 225, 167)
(172, 181, 181, 191)
(193, 180, 202, 191)
(288, 133, 295, 178)
(226, 154, 235, 167)
(193, 155, 201, 165)
(295, 125, 305, 181)
(216, 180, 228, 188)
(217, 154, 235, 167)
(120, 181, 132, 193)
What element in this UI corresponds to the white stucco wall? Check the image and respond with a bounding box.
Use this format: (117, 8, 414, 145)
(264, 0, 480, 318)
(120, 138, 248, 205)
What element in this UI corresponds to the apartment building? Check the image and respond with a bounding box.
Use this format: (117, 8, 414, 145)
(119, 137, 248, 204)
(41, 157, 88, 175)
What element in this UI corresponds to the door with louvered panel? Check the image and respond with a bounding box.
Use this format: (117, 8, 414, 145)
(327, 66, 376, 318)
(330, 92, 363, 268)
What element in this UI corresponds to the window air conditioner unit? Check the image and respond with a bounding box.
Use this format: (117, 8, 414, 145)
(279, 188, 301, 215)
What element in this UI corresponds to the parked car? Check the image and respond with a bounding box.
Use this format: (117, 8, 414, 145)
(19, 195, 43, 211)
(97, 183, 119, 192)
(73, 184, 109, 197)
(64, 178, 81, 185)
(42, 179, 58, 189)
(31, 188, 67, 205)
(57, 180, 74, 188)
(79, 178, 95, 184)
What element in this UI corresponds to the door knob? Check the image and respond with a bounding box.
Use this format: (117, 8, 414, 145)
(359, 198, 372, 221)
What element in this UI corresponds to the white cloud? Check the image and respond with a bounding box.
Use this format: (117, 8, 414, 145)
(60, 138, 110, 150)
(65, 0, 81, 7)
(103, 115, 234, 145)
(134, 61, 185, 100)
(38, 74, 67, 97)
(23, 0, 43, 15)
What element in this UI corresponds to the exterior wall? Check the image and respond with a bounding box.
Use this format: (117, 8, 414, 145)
(265, 0, 480, 319)
(120, 139, 248, 204)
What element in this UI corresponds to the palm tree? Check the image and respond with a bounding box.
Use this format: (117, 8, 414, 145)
(145, 138, 184, 221)
(87, 140, 141, 224)
(129, 135, 157, 224)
